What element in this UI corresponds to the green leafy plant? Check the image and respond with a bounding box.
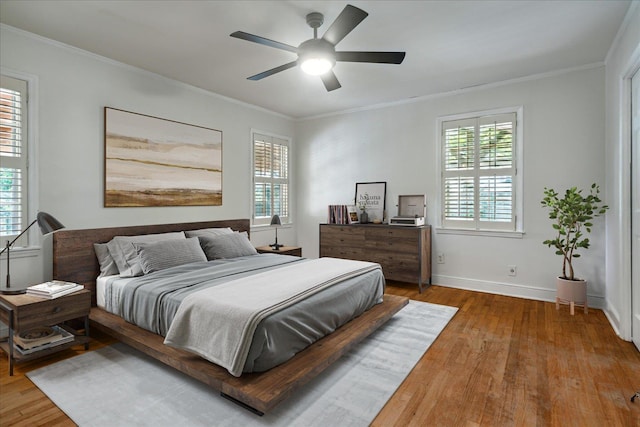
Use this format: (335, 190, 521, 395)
(541, 183, 608, 281)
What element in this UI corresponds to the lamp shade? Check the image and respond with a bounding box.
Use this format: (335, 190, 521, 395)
(270, 215, 282, 226)
(36, 211, 65, 234)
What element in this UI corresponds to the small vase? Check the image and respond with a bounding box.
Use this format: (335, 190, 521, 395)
(360, 211, 368, 224)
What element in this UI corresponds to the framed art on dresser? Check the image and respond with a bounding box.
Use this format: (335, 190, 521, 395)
(355, 182, 386, 223)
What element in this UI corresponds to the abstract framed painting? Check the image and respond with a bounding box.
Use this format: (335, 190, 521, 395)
(104, 108, 222, 207)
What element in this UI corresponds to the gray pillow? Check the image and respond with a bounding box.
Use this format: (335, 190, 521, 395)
(106, 231, 186, 277)
(93, 243, 119, 276)
(184, 227, 234, 238)
(135, 237, 207, 275)
(198, 232, 257, 260)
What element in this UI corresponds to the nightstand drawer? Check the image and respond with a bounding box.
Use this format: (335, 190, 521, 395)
(255, 246, 302, 257)
(3, 290, 91, 332)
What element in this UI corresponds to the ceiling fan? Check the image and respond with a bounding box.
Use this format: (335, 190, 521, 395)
(230, 4, 406, 92)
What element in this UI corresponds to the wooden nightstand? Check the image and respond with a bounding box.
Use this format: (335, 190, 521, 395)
(0, 289, 91, 375)
(255, 245, 302, 257)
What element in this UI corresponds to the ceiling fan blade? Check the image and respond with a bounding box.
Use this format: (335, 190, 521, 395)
(320, 71, 342, 92)
(322, 5, 368, 46)
(336, 51, 406, 64)
(247, 61, 298, 81)
(230, 31, 298, 54)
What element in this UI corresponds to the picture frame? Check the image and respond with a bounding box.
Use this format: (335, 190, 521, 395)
(347, 205, 359, 224)
(104, 107, 222, 207)
(355, 182, 387, 222)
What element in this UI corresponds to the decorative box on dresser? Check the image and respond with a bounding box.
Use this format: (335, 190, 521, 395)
(319, 224, 431, 292)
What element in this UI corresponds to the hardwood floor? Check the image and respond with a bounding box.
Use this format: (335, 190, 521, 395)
(1, 283, 639, 426)
(375, 283, 640, 426)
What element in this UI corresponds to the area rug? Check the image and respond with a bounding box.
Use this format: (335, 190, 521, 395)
(27, 300, 457, 426)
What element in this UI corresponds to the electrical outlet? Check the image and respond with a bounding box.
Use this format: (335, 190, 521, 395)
(508, 265, 517, 276)
(437, 252, 445, 264)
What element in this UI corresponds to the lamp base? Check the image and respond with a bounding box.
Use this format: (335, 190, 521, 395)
(270, 243, 282, 250)
(0, 284, 28, 295)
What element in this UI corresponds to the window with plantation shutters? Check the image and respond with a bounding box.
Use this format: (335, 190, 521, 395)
(440, 110, 520, 232)
(252, 131, 290, 226)
(0, 75, 28, 243)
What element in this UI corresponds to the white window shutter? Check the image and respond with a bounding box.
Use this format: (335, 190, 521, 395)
(0, 76, 28, 241)
(441, 112, 517, 231)
(252, 131, 290, 226)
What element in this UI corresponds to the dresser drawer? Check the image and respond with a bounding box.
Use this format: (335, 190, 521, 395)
(366, 251, 419, 266)
(384, 266, 426, 284)
(365, 227, 419, 241)
(364, 237, 419, 254)
(11, 290, 91, 331)
(319, 225, 365, 249)
(320, 225, 365, 239)
(321, 246, 365, 260)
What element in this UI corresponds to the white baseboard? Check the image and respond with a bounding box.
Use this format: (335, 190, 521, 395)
(431, 275, 605, 309)
(602, 305, 631, 341)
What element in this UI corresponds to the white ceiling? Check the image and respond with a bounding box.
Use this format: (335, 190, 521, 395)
(0, 0, 631, 119)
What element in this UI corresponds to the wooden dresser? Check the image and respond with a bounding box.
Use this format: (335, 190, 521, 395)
(319, 224, 431, 292)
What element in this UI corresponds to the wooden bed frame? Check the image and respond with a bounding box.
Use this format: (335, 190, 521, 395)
(52, 219, 409, 414)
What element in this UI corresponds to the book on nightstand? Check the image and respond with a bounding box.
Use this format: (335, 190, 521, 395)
(26, 281, 83, 299)
(13, 325, 74, 355)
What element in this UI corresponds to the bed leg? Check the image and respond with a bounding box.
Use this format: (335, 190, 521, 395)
(220, 392, 264, 416)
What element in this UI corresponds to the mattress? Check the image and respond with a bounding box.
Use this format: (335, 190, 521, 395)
(96, 274, 131, 309)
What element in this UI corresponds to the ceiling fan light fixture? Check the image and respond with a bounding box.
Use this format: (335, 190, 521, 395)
(298, 38, 336, 76)
(300, 57, 334, 75)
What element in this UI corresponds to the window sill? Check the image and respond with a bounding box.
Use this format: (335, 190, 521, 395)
(250, 223, 293, 232)
(0, 246, 41, 260)
(435, 228, 524, 239)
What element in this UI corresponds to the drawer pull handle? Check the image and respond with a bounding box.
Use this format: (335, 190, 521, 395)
(53, 306, 62, 314)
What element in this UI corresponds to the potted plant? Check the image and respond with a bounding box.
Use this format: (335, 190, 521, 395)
(541, 183, 608, 314)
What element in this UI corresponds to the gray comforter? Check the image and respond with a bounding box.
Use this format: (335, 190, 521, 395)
(109, 254, 385, 374)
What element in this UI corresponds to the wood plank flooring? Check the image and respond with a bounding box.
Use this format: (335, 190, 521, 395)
(1, 283, 639, 426)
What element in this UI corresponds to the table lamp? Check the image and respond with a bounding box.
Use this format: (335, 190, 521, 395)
(270, 214, 282, 250)
(0, 211, 65, 295)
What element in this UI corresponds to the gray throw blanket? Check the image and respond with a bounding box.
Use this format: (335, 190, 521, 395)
(164, 258, 382, 377)
(111, 255, 303, 335)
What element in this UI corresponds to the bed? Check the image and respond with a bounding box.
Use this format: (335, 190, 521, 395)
(53, 219, 408, 414)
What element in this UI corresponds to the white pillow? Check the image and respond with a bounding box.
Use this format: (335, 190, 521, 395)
(106, 231, 186, 277)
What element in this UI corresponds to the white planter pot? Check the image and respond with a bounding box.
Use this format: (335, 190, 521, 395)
(556, 277, 588, 315)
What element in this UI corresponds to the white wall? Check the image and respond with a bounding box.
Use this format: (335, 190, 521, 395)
(0, 25, 296, 286)
(604, 3, 640, 340)
(296, 66, 608, 306)
(0, 21, 621, 319)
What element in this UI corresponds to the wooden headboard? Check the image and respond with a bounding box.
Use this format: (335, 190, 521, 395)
(53, 219, 250, 306)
